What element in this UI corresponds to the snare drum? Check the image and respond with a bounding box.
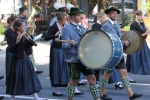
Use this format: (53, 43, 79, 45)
(77, 30, 123, 69)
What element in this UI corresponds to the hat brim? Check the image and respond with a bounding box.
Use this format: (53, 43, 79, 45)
(104, 8, 120, 14)
(58, 7, 68, 12)
(68, 10, 84, 15)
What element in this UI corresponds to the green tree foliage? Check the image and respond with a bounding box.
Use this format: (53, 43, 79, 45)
(143, 2, 150, 13)
(0, 24, 5, 36)
(68, 0, 71, 3)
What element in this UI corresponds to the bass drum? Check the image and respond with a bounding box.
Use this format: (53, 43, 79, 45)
(77, 30, 123, 70)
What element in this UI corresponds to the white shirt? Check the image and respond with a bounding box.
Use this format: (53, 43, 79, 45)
(97, 21, 101, 25)
(108, 18, 117, 25)
(71, 22, 78, 26)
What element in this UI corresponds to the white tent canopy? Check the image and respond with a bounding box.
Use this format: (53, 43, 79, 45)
(0, 0, 22, 14)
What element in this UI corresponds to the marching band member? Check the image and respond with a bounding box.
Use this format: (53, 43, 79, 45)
(65, 13, 85, 94)
(61, 7, 100, 100)
(92, 12, 105, 29)
(6, 19, 42, 100)
(18, 6, 43, 74)
(50, 2, 68, 26)
(93, 12, 124, 89)
(49, 3, 83, 95)
(4, 15, 18, 85)
(45, 12, 68, 96)
(92, 12, 105, 87)
(126, 10, 150, 82)
(100, 6, 142, 100)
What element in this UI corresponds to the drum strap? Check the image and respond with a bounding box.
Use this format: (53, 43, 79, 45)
(89, 84, 100, 99)
(67, 83, 76, 99)
(122, 78, 131, 88)
(101, 77, 109, 88)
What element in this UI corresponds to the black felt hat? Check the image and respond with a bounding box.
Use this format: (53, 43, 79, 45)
(19, 6, 27, 14)
(68, 7, 84, 15)
(104, 6, 121, 14)
(58, 7, 68, 12)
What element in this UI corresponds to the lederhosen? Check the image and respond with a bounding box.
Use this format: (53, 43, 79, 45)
(101, 20, 130, 89)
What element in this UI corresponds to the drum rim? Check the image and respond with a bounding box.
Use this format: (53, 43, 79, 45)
(77, 29, 114, 69)
(104, 32, 123, 69)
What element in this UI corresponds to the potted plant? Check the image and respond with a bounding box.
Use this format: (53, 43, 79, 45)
(143, 2, 150, 17)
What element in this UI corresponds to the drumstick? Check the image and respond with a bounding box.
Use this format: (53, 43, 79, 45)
(55, 38, 77, 43)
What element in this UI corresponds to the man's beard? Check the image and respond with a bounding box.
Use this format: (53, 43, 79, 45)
(110, 17, 117, 21)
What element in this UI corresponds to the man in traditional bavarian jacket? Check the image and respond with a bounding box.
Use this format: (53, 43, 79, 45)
(61, 7, 101, 100)
(100, 6, 143, 100)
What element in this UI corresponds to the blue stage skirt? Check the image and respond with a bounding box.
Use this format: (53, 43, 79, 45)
(50, 47, 70, 87)
(6, 52, 42, 95)
(5, 47, 13, 85)
(130, 39, 150, 75)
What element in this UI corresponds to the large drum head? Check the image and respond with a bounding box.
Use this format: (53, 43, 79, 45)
(77, 30, 113, 69)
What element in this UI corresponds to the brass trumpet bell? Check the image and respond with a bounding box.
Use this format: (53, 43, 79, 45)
(27, 5, 42, 36)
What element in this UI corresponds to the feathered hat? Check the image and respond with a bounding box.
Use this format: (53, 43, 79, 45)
(68, 7, 84, 15)
(54, 2, 63, 10)
(104, 6, 121, 14)
(54, 2, 68, 12)
(66, 3, 74, 12)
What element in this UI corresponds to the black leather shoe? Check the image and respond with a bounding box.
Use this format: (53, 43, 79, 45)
(77, 81, 86, 86)
(36, 70, 43, 74)
(52, 92, 64, 96)
(0, 96, 4, 100)
(74, 91, 84, 95)
(129, 93, 143, 100)
(115, 84, 124, 90)
(100, 94, 112, 100)
(129, 80, 137, 83)
(0, 76, 4, 80)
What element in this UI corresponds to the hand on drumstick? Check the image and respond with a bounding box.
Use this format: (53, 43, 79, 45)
(69, 40, 76, 46)
(124, 40, 130, 47)
(55, 31, 60, 37)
